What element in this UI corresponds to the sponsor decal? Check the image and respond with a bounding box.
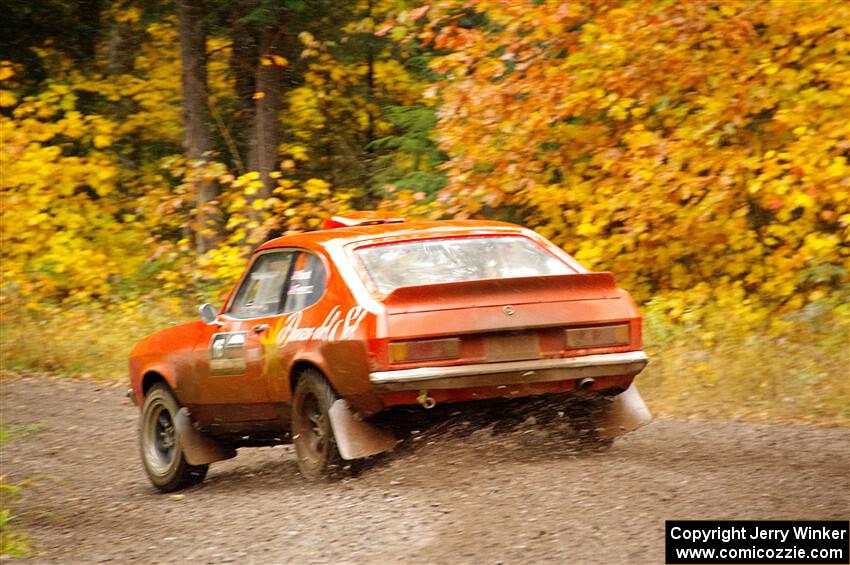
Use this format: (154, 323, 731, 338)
(273, 305, 367, 346)
(258, 305, 368, 377)
(288, 269, 315, 295)
(209, 331, 248, 376)
(287, 285, 314, 296)
(291, 269, 312, 281)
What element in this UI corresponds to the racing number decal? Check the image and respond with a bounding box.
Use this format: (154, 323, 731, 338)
(209, 331, 248, 377)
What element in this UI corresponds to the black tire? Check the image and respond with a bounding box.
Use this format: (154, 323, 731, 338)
(291, 369, 346, 481)
(139, 384, 208, 492)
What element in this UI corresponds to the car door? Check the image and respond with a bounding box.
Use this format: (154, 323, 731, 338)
(263, 251, 329, 402)
(189, 249, 296, 423)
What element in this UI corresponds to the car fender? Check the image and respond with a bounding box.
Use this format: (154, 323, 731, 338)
(285, 340, 372, 395)
(131, 361, 180, 406)
(129, 321, 205, 406)
(281, 349, 332, 402)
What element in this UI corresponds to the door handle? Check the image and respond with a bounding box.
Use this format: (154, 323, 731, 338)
(252, 323, 269, 334)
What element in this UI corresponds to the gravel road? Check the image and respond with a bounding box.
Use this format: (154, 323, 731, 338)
(1, 375, 848, 564)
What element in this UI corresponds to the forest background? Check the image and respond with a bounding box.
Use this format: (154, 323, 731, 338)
(1, 0, 848, 425)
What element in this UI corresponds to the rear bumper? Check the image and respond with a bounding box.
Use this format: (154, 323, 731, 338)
(369, 351, 648, 392)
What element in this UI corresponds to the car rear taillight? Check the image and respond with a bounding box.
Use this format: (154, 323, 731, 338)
(390, 338, 460, 363)
(565, 324, 630, 349)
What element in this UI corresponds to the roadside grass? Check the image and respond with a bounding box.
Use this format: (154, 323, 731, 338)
(0, 297, 193, 381)
(639, 299, 849, 427)
(0, 476, 33, 558)
(0, 424, 43, 558)
(0, 295, 847, 426)
(0, 424, 48, 447)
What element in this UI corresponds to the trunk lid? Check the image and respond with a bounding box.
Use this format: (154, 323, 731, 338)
(382, 273, 620, 314)
(379, 273, 637, 343)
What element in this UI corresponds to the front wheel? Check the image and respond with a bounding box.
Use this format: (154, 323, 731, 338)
(291, 369, 347, 481)
(139, 384, 208, 492)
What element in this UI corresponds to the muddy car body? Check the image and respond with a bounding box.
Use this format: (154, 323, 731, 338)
(129, 213, 651, 490)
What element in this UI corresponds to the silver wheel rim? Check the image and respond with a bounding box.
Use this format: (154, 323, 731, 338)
(296, 391, 328, 465)
(143, 398, 177, 476)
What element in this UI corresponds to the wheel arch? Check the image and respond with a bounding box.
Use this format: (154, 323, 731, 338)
(142, 369, 176, 396)
(290, 359, 330, 392)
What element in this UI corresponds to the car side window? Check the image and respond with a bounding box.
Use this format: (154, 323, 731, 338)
(228, 251, 295, 318)
(284, 252, 327, 313)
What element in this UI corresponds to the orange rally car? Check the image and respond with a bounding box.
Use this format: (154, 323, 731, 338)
(129, 212, 651, 491)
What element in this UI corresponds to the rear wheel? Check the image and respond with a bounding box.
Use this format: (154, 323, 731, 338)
(291, 369, 346, 480)
(139, 384, 208, 492)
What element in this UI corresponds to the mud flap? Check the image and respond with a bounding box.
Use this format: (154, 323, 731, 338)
(592, 384, 653, 439)
(175, 408, 237, 466)
(328, 399, 397, 460)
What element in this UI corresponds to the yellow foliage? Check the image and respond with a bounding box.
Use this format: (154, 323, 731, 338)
(2, 1, 847, 333)
(1, 76, 131, 300)
(1, 2, 847, 428)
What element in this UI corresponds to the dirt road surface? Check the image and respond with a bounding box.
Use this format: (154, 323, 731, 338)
(2, 376, 848, 564)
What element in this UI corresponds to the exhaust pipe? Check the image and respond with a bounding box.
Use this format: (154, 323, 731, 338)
(417, 389, 436, 409)
(578, 378, 595, 390)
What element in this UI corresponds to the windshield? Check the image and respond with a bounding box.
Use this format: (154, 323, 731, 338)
(355, 236, 572, 294)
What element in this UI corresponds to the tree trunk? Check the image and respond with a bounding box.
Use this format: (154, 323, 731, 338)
(107, 17, 135, 76)
(247, 25, 294, 198)
(230, 0, 259, 169)
(76, 0, 103, 65)
(177, 0, 219, 254)
(106, 6, 142, 173)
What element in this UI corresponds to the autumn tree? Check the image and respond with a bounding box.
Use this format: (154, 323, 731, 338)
(224, 1, 300, 198)
(408, 0, 850, 315)
(0, 0, 103, 74)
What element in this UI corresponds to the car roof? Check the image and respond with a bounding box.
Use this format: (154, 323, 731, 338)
(255, 219, 535, 253)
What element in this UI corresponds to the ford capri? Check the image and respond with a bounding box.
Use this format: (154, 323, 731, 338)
(128, 212, 651, 491)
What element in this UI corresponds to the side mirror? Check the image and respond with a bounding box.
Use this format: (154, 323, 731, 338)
(199, 303, 220, 325)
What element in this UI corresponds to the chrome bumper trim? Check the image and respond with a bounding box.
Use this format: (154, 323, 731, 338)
(369, 351, 648, 391)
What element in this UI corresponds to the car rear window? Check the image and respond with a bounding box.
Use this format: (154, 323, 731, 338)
(354, 236, 572, 294)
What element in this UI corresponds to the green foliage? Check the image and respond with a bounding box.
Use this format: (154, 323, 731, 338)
(238, 0, 307, 25)
(0, 424, 47, 447)
(0, 434, 33, 558)
(370, 104, 446, 195)
(0, 0, 101, 73)
(0, 505, 32, 558)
